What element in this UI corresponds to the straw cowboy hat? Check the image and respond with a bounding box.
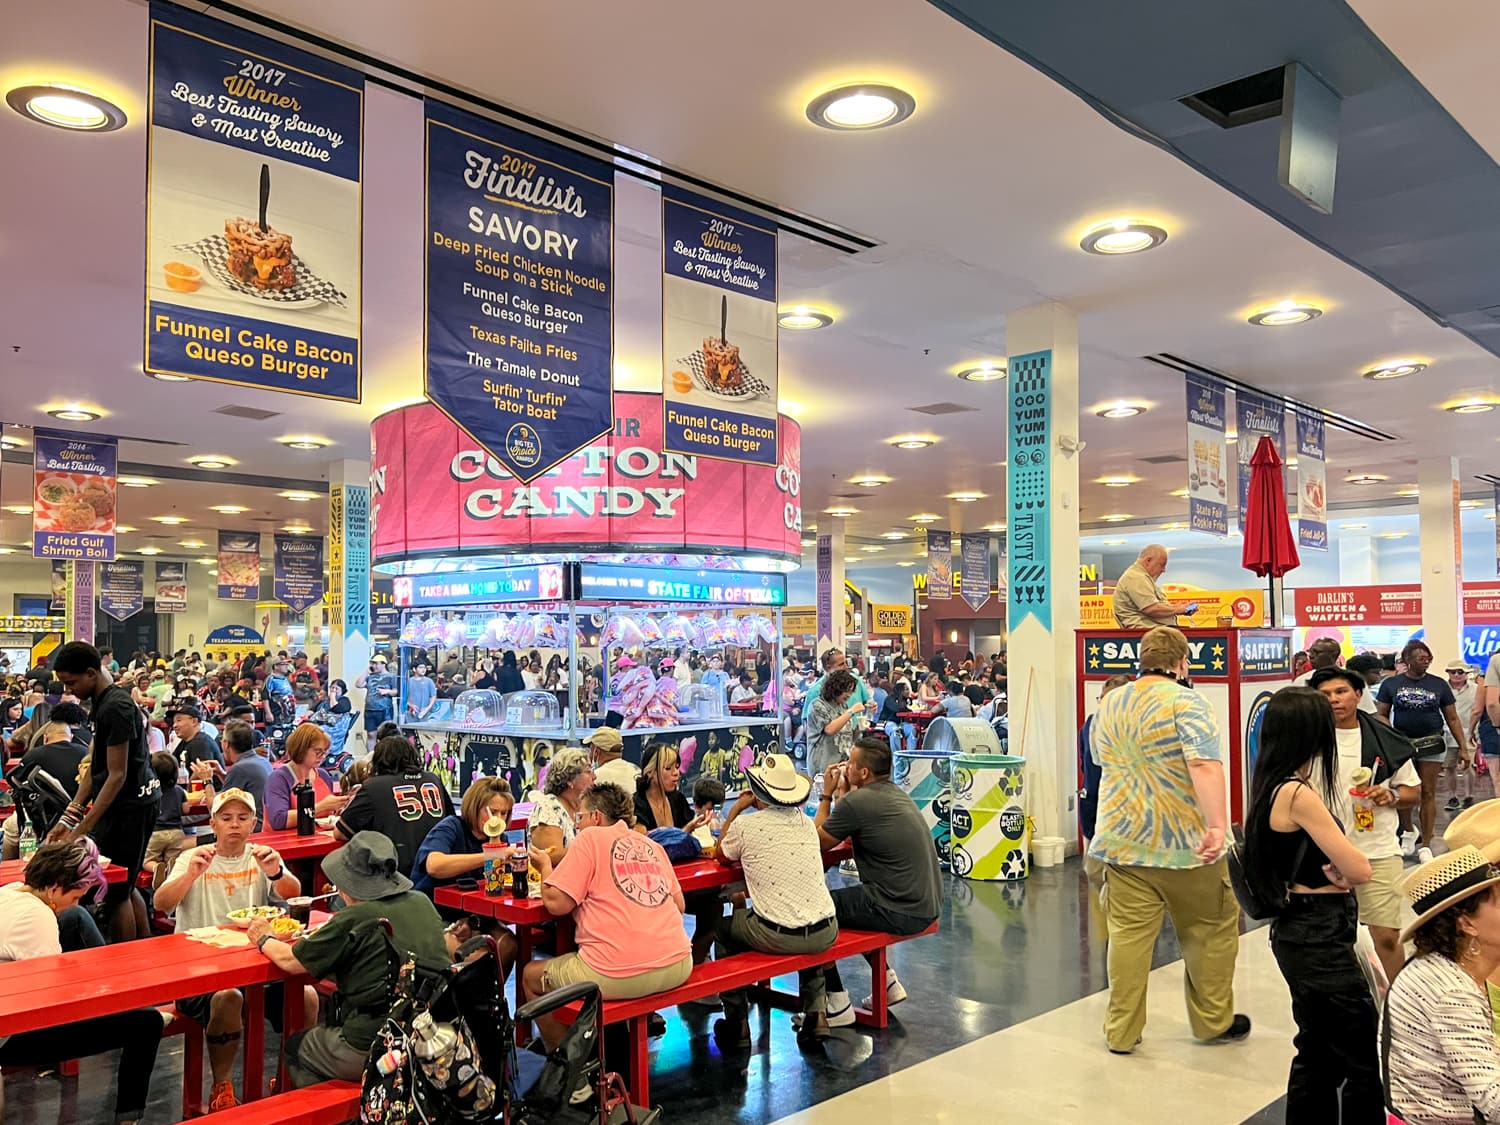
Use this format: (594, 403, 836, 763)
(1443, 799, 1500, 863)
(1400, 845, 1500, 944)
(745, 753, 811, 807)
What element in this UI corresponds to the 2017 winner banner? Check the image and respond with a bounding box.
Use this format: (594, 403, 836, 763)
(424, 100, 613, 483)
(274, 533, 325, 613)
(145, 3, 363, 400)
(662, 186, 778, 466)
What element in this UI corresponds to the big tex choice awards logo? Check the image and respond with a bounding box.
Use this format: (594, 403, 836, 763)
(505, 423, 541, 469)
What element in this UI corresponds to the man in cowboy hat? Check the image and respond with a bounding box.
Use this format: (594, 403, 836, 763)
(583, 726, 637, 790)
(712, 754, 838, 1050)
(247, 831, 449, 1088)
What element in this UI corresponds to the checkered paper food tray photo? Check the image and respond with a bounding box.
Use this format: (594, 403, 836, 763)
(175, 234, 350, 307)
(679, 349, 774, 400)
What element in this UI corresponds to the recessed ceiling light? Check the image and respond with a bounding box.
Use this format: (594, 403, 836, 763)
(879, 531, 908, 540)
(1095, 403, 1146, 419)
(850, 476, 889, 488)
(1226, 431, 1239, 444)
(1339, 522, 1368, 530)
(806, 83, 916, 131)
(1344, 474, 1388, 486)
(955, 362, 1007, 383)
(45, 405, 101, 422)
(279, 491, 319, 502)
(137, 546, 163, 555)
(1380, 531, 1409, 539)
(1362, 359, 1427, 381)
(1248, 300, 1323, 327)
(889, 435, 936, 450)
(1488, 513, 1497, 521)
(6, 84, 127, 132)
(0, 547, 15, 555)
(177, 538, 206, 549)
(1446, 400, 1497, 415)
(115, 524, 136, 532)
(777, 306, 834, 330)
(280, 524, 313, 534)
(188, 455, 234, 469)
(117, 476, 158, 488)
(897, 561, 915, 568)
(145, 370, 192, 383)
(151, 515, 188, 525)
(910, 513, 941, 524)
(0, 435, 25, 450)
(278, 436, 329, 451)
(825, 506, 859, 517)
(1102, 538, 1127, 546)
(1100, 514, 1133, 523)
(1160, 521, 1188, 531)
(859, 545, 885, 553)
(1097, 476, 1137, 488)
(947, 492, 984, 502)
(1169, 488, 1189, 498)
(209, 504, 249, 514)
(982, 522, 1006, 532)
(1394, 486, 1420, 498)
(2, 504, 32, 514)
(1079, 219, 1168, 255)
(196, 557, 216, 566)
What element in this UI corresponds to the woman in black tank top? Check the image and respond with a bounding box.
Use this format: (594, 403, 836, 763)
(1243, 687, 1383, 1124)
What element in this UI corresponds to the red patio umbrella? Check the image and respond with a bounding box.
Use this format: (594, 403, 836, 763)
(1242, 435, 1299, 623)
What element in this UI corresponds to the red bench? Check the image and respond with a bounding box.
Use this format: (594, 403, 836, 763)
(190, 1078, 361, 1125)
(555, 922, 938, 1103)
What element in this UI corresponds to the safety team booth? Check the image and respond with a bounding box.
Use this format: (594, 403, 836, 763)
(371, 391, 802, 797)
(1076, 627, 1297, 824)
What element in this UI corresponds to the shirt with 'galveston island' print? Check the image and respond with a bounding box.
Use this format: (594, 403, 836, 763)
(1087, 679, 1221, 869)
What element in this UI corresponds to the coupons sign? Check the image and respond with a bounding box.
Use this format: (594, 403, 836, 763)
(32, 431, 117, 561)
(960, 533, 990, 611)
(1235, 388, 1284, 526)
(155, 561, 187, 613)
(217, 530, 260, 600)
(145, 3, 363, 400)
(99, 560, 145, 621)
(274, 533, 324, 613)
(662, 186, 778, 466)
(926, 530, 952, 602)
(1185, 373, 1228, 537)
(1294, 412, 1327, 551)
(424, 100, 613, 483)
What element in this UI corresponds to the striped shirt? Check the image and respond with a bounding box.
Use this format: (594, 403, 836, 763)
(1385, 953, 1500, 1124)
(1087, 679, 1220, 869)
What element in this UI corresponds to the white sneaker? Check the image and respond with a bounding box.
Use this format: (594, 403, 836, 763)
(1418, 846, 1434, 864)
(860, 969, 907, 1009)
(825, 990, 855, 1027)
(1400, 832, 1417, 857)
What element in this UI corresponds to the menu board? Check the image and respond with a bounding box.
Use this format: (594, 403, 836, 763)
(144, 3, 363, 400)
(661, 186, 778, 466)
(424, 100, 613, 483)
(32, 431, 117, 561)
(274, 533, 324, 612)
(217, 530, 261, 600)
(100, 560, 145, 621)
(155, 561, 187, 613)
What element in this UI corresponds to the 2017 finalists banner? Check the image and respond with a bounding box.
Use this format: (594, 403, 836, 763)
(1235, 388, 1285, 526)
(926, 530, 952, 601)
(99, 560, 145, 621)
(155, 561, 188, 613)
(217, 530, 260, 600)
(274, 533, 324, 612)
(32, 431, 117, 561)
(959, 533, 990, 611)
(1295, 412, 1327, 551)
(424, 100, 613, 484)
(661, 186, 778, 466)
(1185, 373, 1228, 537)
(145, 3, 363, 400)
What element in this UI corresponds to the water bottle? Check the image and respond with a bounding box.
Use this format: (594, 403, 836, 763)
(18, 824, 37, 865)
(293, 778, 315, 836)
(409, 1010, 459, 1065)
(807, 772, 824, 817)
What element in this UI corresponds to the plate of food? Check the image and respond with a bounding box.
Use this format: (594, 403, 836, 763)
(267, 915, 306, 942)
(226, 905, 284, 928)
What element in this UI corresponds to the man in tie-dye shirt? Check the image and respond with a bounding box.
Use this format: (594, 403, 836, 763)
(1088, 626, 1247, 1055)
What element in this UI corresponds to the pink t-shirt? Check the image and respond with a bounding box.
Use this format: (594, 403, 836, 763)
(545, 822, 689, 977)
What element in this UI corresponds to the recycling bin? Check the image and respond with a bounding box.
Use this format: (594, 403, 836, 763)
(950, 753, 1028, 881)
(894, 749, 958, 868)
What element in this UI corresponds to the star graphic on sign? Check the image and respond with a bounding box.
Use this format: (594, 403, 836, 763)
(1211, 643, 1226, 657)
(1088, 644, 1101, 658)
(1212, 657, 1226, 671)
(1088, 654, 1100, 669)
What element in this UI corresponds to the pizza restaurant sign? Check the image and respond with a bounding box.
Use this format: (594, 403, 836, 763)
(1294, 583, 1500, 627)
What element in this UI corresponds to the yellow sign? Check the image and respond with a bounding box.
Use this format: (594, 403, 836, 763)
(783, 607, 817, 635)
(1081, 587, 1266, 629)
(870, 604, 912, 632)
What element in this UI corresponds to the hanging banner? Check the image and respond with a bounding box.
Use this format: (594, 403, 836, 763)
(1294, 412, 1327, 551)
(815, 534, 834, 642)
(333, 484, 370, 638)
(1494, 485, 1500, 577)
(155, 560, 187, 613)
(99, 560, 145, 622)
(274, 533, 324, 613)
(144, 3, 363, 401)
(423, 99, 613, 484)
(217, 530, 260, 600)
(960, 533, 990, 611)
(49, 561, 68, 611)
(32, 430, 117, 561)
(1185, 373, 1228, 537)
(1008, 351, 1053, 629)
(661, 186, 778, 466)
(925, 530, 952, 602)
(1235, 388, 1285, 526)
(66, 562, 95, 643)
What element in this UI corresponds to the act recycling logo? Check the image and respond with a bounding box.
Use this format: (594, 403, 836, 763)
(950, 806, 973, 839)
(999, 808, 1026, 840)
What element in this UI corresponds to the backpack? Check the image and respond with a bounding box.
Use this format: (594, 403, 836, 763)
(1225, 821, 1307, 921)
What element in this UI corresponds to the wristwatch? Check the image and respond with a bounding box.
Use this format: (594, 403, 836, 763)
(268, 866, 287, 882)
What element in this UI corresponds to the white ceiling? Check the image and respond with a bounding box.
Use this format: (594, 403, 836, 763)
(4, 0, 1499, 586)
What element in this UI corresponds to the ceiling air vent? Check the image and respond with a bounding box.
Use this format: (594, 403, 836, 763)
(214, 404, 282, 421)
(1180, 66, 1285, 129)
(1138, 453, 1187, 465)
(907, 402, 977, 416)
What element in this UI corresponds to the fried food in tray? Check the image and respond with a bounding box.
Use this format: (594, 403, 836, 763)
(224, 217, 297, 291)
(701, 336, 744, 390)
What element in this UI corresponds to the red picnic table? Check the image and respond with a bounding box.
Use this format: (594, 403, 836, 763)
(0, 930, 308, 1102)
(897, 710, 938, 747)
(0, 858, 127, 887)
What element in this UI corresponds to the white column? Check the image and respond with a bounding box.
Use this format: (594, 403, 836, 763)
(815, 517, 847, 661)
(1338, 534, 1376, 584)
(1005, 302, 1081, 846)
(327, 459, 371, 704)
(1418, 457, 1463, 665)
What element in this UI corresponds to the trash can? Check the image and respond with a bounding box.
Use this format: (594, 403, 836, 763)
(894, 749, 958, 868)
(950, 753, 1028, 881)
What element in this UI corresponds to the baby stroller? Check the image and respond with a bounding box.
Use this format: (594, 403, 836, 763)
(309, 711, 356, 775)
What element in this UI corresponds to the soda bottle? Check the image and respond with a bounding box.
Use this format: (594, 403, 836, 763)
(509, 844, 530, 898)
(18, 824, 37, 865)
